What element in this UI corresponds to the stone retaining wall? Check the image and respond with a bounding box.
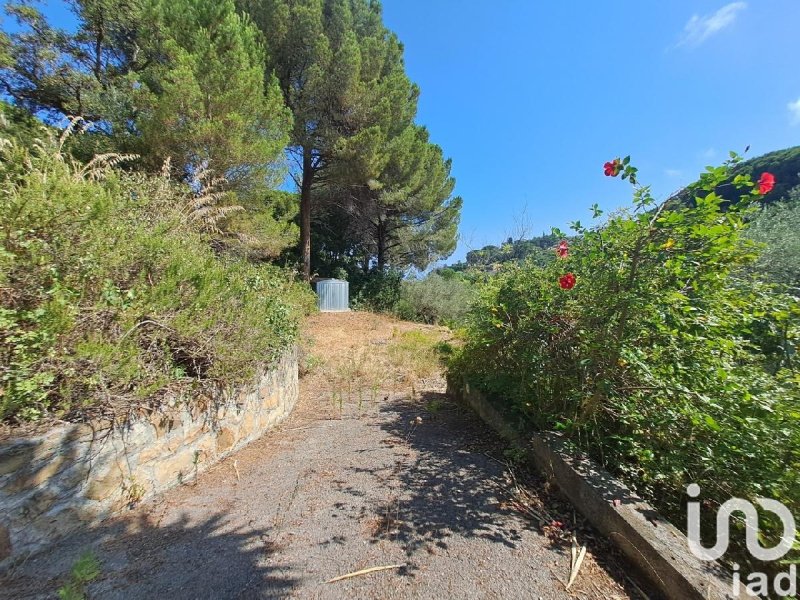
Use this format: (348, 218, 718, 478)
(0, 347, 298, 570)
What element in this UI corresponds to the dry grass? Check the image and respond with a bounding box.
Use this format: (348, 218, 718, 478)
(300, 312, 450, 411)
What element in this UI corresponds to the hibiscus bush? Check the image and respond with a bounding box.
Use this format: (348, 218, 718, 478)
(450, 154, 800, 568)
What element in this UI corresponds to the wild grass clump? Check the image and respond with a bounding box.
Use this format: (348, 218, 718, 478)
(0, 127, 314, 423)
(388, 330, 443, 383)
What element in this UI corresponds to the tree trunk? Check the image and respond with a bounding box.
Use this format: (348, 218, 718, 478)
(299, 147, 313, 280)
(376, 219, 386, 272)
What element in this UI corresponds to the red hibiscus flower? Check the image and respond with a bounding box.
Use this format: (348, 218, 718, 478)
(758, 172, 775, 195)
(556, 240, 569, 258)
(559, 273, 576, 290)
(603, 159, 622, 177)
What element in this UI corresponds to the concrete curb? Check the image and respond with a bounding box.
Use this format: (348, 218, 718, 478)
(448, 377, 740, 600)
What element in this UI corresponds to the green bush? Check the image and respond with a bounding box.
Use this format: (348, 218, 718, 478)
(0, 127, 314, 423)
(395, 273, 476, 325)
(450, 156, 799, 569)
(350, 269, 403, 313)
(744, 188, 800, 290)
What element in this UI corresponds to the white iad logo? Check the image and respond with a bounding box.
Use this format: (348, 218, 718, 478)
(686, 483, 796, 562)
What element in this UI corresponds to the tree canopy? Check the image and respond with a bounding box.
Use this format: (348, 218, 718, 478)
(1, 0, 462, 283)
(238, 0, 460, 278)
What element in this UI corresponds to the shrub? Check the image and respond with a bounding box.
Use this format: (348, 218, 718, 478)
(395, 273, 476, 325)
(744, 188, 800, 289)
(0, 126, 314, 423)
(450, 155, 799, 569)
(350, 269, 403, 313)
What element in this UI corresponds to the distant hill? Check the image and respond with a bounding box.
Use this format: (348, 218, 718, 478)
(731, 146, 800, 202)
(668, 146, 800, 213)
(446, 234, 559, 272)
(447, 146, 800, 273)
(671, 146, 800, 207)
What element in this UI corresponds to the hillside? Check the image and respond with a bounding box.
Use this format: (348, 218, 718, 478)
(448, 145, 800, 274)
(732, 145, 800, 202)
(671, 145, 800, 207)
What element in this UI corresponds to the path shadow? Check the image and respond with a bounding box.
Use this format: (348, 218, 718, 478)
(362, 391, 527, 559)
(359, 391, 655, 598)
(0, 511, 296, 600)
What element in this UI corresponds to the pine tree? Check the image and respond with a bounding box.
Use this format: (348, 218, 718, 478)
(374, 129, 461, 271)
(136, 0, 291, 188)
(238, 0, 418, 279)
(323, 124, 461, 272)
(1, 0, 291, 192)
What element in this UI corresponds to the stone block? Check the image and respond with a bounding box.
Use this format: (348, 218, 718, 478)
(137, 439, 171, 465)
(58, 461, 90, 492)
(20, 488, 59, 519)
(7, 454, 68, 493)
(85, 468, 125, 502)
(239, 413, 257, 441)
(215, 428, 236, 454)
(0, 444, 35, 476)
(151, 414, 181, 439)
(183, 423, 207, 445)
(153, 448, 198, 487)
(193, 435, 216, 463)
(256, 410, 272, 431)
(120, 421, 156, 451)
(0, 524, 11, 562)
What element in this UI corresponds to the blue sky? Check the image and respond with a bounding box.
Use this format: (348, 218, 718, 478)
(381, 1, 800, 263)
(7, 1, 800, 264)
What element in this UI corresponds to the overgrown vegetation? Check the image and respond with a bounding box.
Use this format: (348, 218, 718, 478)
(303, 315, 447, 417)
(346, 268, 476, 327)
(0, 0, 462, 310)
(0, 126, 313, 423)
(450, 155, 800, 571)
(0, 0, 465, 423)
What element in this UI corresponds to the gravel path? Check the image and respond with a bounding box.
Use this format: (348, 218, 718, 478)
(2, 313, 646, 599)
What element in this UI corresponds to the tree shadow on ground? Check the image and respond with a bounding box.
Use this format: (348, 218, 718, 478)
(363, 391, 529, 559)
(0, 511, 296, 600)
(364, 391, 654, 598)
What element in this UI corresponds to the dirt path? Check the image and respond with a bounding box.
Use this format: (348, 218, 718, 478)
(2, 313, 648, 599)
